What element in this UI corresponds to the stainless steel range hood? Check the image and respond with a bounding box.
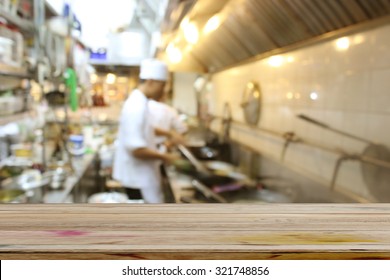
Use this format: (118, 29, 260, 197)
(159, 0, 390, 73)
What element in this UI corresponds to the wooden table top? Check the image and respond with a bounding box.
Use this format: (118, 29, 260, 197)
(1, 204, 390, 259)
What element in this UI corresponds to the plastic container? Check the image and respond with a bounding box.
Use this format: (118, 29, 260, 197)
(0, 25, 24, 66)
(0, 36, 13, 64)
(0, 95, 15, 115)
(11, 143, 32, 158)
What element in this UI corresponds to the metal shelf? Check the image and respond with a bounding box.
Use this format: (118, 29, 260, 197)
(0, 63, 30, 78)
(0, 7, 34, 32)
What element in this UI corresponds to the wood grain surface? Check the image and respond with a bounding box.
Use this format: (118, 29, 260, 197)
(1, 204, 390, 259)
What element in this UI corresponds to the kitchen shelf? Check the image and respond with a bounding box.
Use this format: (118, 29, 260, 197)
(0, 63, 30, 78)
(0, 110, 31, 126)
(0, 7, 34, 32)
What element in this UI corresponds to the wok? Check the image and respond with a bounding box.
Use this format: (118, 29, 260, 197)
(176, 145, 253, 188)
(187, 146, 219, 160)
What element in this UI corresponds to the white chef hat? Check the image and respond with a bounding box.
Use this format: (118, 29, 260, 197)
(139, 59, 168, 81)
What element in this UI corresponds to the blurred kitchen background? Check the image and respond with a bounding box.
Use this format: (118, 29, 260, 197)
(1, 0, 390, 204)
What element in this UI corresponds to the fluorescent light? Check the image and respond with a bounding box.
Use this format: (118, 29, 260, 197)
(287, 56, 295, 63)
(268, 55, 284, 67)
(204, 15, 221, 34)
(335, 37, 350, 51)
(183, 21, 199, 44)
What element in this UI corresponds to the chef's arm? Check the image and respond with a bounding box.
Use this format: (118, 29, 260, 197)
(133, 148, 179, 164)
(154, 128, 186, 145)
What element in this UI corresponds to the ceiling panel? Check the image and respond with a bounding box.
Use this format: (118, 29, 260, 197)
(161, 0, 390, 72)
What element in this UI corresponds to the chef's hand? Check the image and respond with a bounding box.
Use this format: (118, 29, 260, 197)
(162, 153, 181, 165)
(169, 131, 186, 145)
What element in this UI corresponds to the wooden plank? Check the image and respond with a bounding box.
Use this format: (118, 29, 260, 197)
(1, 252, 390, 260)
(2, 204, 390, 214)
(0, 205, 390, 259)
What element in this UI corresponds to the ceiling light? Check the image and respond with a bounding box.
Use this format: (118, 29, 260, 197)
(268, 55, 284, 67)
(287, 56, 295, 63)
(335, 37, 350, 51)
(166, 43, 182, 64)
(183, 22, 199, 44)
(204, 15, 221, 34)
(310, 92, 318, 100)
(106, 73, 116, 84)
(90, 73, 98, 83)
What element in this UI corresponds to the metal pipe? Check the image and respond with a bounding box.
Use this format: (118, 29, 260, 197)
(297, 114, 375, 145)
(210, 114, 390, 172)
(330, 155, 358, 191)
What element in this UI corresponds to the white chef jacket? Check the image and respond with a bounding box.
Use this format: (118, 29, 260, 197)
(148, 100, 188, 149)
(112, 89, 161, 198)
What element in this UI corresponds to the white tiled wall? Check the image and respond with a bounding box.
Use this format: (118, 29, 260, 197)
(172, 73, 198, 116)
(207, 23, 390, 201)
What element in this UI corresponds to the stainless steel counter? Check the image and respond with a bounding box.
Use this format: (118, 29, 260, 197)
(43, 153, 98, 203)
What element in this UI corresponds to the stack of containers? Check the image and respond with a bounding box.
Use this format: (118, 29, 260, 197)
(0, 22, 23, 67)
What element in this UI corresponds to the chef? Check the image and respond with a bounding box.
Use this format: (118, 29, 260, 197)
(112, 59, 183, 203)
(149, 93, 188, 153)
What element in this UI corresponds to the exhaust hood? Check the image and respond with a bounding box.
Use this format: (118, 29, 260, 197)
(159, 0, 390, 73)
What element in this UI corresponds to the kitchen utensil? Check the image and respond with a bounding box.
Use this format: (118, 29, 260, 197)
(44, 167, 67, 189)
(361, 144, 390, 202)
(241, 81, 262, 125)
(297, 114, 374, 145)
(1, 169, 50, 203)
(177, 144, 210, 174)
(297, 114, 390, 200)
(188, 145, 219, 160)
(176, 145, 236, 187)
(220, 102, 232, 143)
(191, 179, 227, 203)
(204, 160, 235, 173)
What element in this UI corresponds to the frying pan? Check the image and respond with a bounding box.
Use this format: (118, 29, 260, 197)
(176, 145, 246, 187)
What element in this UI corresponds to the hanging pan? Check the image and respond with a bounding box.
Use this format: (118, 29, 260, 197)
(298, 114, 390, 202)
